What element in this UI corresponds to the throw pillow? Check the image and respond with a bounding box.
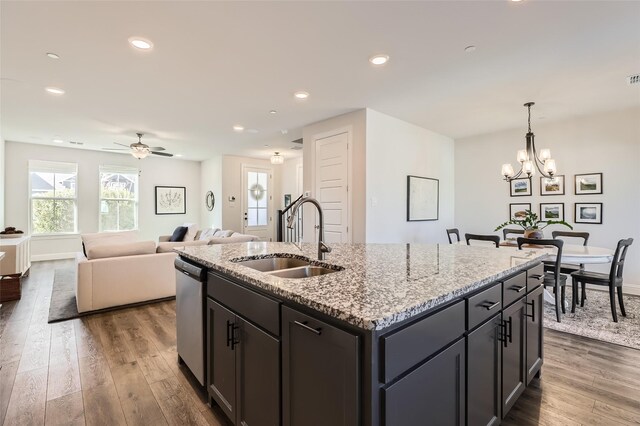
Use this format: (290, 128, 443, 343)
(199, 228, 219, 240)
(183, 223, 198, 241)
(170, 226, 188, 242)
(213, 229, 234, 238)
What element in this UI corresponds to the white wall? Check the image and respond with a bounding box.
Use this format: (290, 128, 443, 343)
(221, 155, 281, 240)
(455, 107, 640, 286)
(200, 156, 223, 229)
(0, 138, 5, 229)
(366, 109, 455, 243)
(279, 156, 303, 210)
(4, 142, 201, 259)
(302, 109, 367, 243)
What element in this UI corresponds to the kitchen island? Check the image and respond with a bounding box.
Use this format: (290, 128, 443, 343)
(176, 242, 547, 426)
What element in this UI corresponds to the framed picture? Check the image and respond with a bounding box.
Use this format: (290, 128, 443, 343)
(540, 203, 565, 221)
(407, 175, 439, 221)
(540, 175, 565, 196)
(575, 173, 603, 195)
(155, 186, 186, 215)
(509, 203, 531, 220)
(510, 178, 532, 197)
(284, 194, 292, 207)
(575, 203, 603, 224)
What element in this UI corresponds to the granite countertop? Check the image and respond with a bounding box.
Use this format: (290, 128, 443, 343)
(176, 242, 547, 331)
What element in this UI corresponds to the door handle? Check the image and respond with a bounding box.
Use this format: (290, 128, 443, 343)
(525, 299, 536, 322)
(500, 317, 513, 347)
(226, 320, 240, 350)
(294, 320, 322, 335)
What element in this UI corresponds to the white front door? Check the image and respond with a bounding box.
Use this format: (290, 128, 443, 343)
(242, 166, 273, 241)
(315, 132, 350, 243)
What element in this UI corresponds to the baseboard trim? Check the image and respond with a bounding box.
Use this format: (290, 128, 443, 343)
(585, 283, 640, 296)
(32, 252, 77, 261)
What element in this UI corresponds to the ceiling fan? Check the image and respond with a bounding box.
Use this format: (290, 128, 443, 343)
(102, 133, 174, 159)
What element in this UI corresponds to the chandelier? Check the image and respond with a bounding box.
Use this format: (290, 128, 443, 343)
(270, 152, 284, 165)
(501, 102, 557, 181)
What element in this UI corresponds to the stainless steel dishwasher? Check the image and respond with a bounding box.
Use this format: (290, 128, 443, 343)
(175, 257, 206, 386)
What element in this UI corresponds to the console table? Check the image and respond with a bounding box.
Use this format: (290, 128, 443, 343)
(0, 236, 31, 302)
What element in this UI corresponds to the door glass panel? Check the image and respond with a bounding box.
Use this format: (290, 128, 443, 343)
(247, 208, 258, 227)
(258, 209, 267, 226)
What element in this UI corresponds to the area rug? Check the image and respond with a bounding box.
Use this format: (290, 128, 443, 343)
(48, 268, 81, 323)
(543, 290, 640, 350)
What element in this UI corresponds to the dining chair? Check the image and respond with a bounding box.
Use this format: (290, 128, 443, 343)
(502, 228, 524, 241)
(465, 233, 500, 248)
(571, 238, 633, 322)
(518, 237, 567, 322)
(544, 231, 591, 300)
(446, 228, 461, 244)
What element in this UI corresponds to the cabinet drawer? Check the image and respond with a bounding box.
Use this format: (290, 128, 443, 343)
(527, 263, 545, 292)
(503, 272, 527, 307)
(208, 272, 280, 336)
(382, 301, 464, 383)
(467, 283, 502, 330)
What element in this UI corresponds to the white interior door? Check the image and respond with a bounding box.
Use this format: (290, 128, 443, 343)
(242, 166, 273, 241)
(315, 132, 350, 243)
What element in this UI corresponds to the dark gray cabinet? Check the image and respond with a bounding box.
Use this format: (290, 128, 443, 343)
(501, 296, 527, 417)
(207, 298, 280, 426)
(385, 338, 466, 426)
(526, 285, 544, 384)
(282, 306, 359, 426)
(467, 314, 502, 426)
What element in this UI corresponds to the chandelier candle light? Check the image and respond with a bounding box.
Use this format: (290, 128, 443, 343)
(501, 102, 557, 181)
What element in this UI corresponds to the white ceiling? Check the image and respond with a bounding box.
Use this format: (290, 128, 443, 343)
(2, 1, 639, 161)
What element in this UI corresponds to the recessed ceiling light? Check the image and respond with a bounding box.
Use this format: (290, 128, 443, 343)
(233, 125, 245, 132)
(369, 54, 389, 65)
(175, 154, 183, 157)
(45, 86, 65, 95)
(464, 45, 477, 53)
(46, 52, 60, 59)
(52, 139, 64, 143)
(128, 37, 153, 50)
(269, 110, 277, 114)
(294, 91, 309, 100)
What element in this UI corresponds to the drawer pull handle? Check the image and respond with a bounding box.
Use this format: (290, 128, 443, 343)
(530, 274, 544, 282)
(484, 301, 500, 310)
(511, 285, 527, 293)
(294, 320, 322, 335)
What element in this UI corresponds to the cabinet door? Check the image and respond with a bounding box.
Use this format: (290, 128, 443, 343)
(467, 315, 501, 426)
(526, 285, 544, 384)
(502, 297, 526, 417)
(236, 317, 280, 426)
(282, 306, 359, 426)
(385, 339, 466, 426)
(207, 299, 237, 422)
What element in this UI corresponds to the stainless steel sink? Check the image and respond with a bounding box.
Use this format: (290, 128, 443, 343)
(269, 265, 339, 279)
(232, 256, 310, 272)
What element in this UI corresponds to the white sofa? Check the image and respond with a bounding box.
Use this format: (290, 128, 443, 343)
(156, 228, 259, 253)
(76, 231, 176, 313)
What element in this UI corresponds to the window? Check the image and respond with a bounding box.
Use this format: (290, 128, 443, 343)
(29, 160, 78, 234)
(99, 165, 138, 231)
(246, 171, 269, 226)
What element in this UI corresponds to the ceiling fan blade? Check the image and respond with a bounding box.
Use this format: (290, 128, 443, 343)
(147, 146, 165, 151)
(151, 151, 173, 157)
(102, 148, 129, 151)
(114, 142, 131, 148)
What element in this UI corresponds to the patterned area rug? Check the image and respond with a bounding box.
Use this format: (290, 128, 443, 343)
(543, 289, 640, 350)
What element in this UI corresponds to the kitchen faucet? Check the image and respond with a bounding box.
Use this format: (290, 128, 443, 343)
(287, 196, 332, 260)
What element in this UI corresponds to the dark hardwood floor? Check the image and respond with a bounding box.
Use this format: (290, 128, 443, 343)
(1, 260, 638, 425)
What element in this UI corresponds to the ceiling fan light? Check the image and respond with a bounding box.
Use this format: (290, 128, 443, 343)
(270, 152, 284, 165)
(131, 146, 150, 159)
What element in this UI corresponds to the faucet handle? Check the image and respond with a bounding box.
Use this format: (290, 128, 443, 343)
(320, 241, 332, 253)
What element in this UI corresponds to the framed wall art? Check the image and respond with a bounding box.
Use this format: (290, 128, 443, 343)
(575, 173, 603, 195)
(540, 203, 565, 221)
(540, 175, 565, 196)
(155, 186, 186, 215)
(575, 203, 602, 224)
(509, 203, 531, 220)
(407, 175, 439, 221)
(510, 178, 532, 197)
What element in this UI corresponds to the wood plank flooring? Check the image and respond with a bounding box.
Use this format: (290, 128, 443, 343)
(1, 260, 639, 425)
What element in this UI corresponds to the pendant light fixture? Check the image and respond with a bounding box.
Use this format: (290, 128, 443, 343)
(501, 102, 557, 181)
(270, 152, 284, 165)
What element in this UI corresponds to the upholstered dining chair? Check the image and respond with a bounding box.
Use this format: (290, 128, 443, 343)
(502, 228, 524, 241)
(446, 228, 461, 244)
(465, 233, 500, 248)
(571, 238, 633, 322)
(518, 237, 567, 322)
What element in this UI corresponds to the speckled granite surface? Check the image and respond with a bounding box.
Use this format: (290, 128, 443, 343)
(176, 242, 547, 330)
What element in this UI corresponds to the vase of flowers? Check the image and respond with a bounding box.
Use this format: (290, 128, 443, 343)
(495, 209, 572, 239)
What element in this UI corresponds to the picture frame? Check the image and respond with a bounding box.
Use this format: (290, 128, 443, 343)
(510, 178, 532, 197)
(155, 186, 186, 215)
(575, 173, 603, 195)
(509, 203, 531, 220)
(540, 203, 565, 221)
(575, 203, 603, 224)
(407, 175, 439, 221)
(540, 175, 565, 196)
